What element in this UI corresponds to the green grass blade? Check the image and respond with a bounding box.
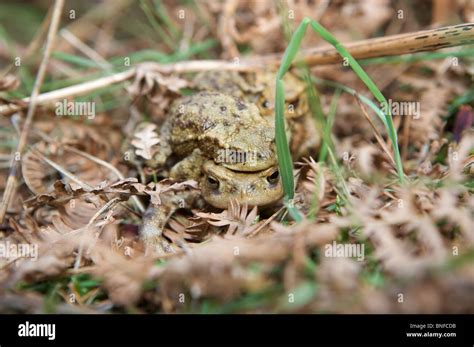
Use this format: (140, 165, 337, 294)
(153, 0, 180, 39)
(276, 18, 310, 79)
(140, 0, 176, 50)
(275, 17, 312, 205)
(319, 88, 341, 163)
(275, 80, 295, 198)
(52, 51, 104, 69)
(310, 19, 405, 183)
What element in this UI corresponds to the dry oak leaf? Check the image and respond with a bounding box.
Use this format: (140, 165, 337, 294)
(146, 179, 199, 206)
(128, 67, 188, 96)
(23, 180, 87, 208)
(131, 123, 160, 160)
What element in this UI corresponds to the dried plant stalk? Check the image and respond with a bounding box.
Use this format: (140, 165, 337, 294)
(260, 22, 474, 66)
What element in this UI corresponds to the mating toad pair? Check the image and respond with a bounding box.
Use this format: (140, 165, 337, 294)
(139, 70, 319, 253)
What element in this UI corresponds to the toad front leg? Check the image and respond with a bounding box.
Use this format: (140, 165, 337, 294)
(141, 188, 199, 256)
(141, 150, 203, 255)
(141, 202, 177, 256)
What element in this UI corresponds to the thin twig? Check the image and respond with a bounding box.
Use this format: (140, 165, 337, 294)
(0, 0, 65, 223)
(55, 0, 133, 52)
(29, 145, 142, 218)
(259, 22, 474, 66)
(64, 145, 146, 213)
(0, 68, 136, 115)
(355, 96, 397, 168)
(74, 197, 122, 270)
(248, 206, 285, 237)
(60, 28, 112, 69)
(31, 148, 94, 191)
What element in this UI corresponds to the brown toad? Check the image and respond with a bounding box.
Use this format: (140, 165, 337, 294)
(141, 91, 284, 253)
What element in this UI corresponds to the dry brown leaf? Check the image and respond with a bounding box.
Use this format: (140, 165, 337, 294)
(146, 179, 199, 206)
(131, 123, 160, 161)
(196, 200, 259, 235)
(0, 74, 20, 92)
(126, 68, 188, 118)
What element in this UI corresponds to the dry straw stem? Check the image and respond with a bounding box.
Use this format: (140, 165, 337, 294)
(0, 23, 473, 116)
(259, 22, 474, 66)
(0, 0, 65, 223)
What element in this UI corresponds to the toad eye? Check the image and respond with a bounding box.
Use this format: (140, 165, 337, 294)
(266, 169, 279, 185)
(261, 100, 270, 108)
(206, 176, 220, 190)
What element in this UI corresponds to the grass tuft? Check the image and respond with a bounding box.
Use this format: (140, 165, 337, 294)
(274, 18, 407, 221)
